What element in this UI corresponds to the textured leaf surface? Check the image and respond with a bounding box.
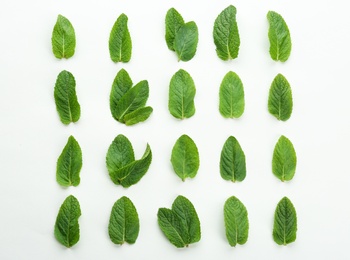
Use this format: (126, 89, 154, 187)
(56, 136, 82, 187)
(51, 15, 76, 59)
(220, 136, 246, 182)
(54, 70, 81, 125)
(109, 13, 132, 63)
(169, 69, 196, 119)
(54, 195, 81, 248)
(272, 135, 297, 182)
(219, 71, 245, 118)
(108, 196, 139, 245)
(171, 135, 199, 181)
(268, 74, 293, 121)
(157, 195, 201, 248)
(165, 8, 185, 51)
(174, 22, 198, 62)
(124, 106, 153, 126)
(273, 197, 297, 245)
(213, 5, 240, 60)
(267, 11, 291, 62)
(224, 196, 249, 246)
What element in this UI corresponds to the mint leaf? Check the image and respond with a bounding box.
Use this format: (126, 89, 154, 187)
(124, 106, 153, 126)
(54, 70, 81, 125)
(220, 136, 246, 182)
(267, 11, 292, 62)
(268, 73, 293, 121)
(56, 136, 82, 187)
(54, 195, 81, 248)
(108, 196, 140, 245)
(106, 135, 152, 188)
(224, 196, 249, 247)
(213, 5, 240, 60)
(109, 13, 132, 63)
(273, 197, 297, 245)
(165, 8, 185, 51)
(51, 15, 76, 59)
(219, 71, 245, 118)
(272, 135, 297, 182)
(168, 69, 196, 119)
(157, 195, 201, 248)
(174, 21, 198, 62)
(171, 135, 199, 181)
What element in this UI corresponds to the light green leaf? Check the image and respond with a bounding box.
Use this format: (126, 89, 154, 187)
(54, 195, 81, 248)
(273, 197, 297, 245)
(165, 8, 185, 51)
(108, 196, 139, 245)
(168, 69, 196, 119)
(171, 135, 199, 181)
(213, 5, 240, 60)
(267, 11, 292, 62)
(219, 71, 245, 118)
(157, 195, 201, 248)
(220, 136, 246, 182)
(174, 21, 198, 62)
(224, 196, 249, 247)
(54, 70, 81, 125)
(272, 135, 297, 182)
(268, 73, 293, 121)
(51, 15, 76, 59)
(109, 13, 132, 63)
(56, 136, 82, 187)
(124, 106, 153, 126)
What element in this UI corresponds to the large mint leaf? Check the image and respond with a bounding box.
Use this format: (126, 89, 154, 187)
(51, 15, 76, 59)
(165, 8, 185, 51)
(174, 22, 198, 62)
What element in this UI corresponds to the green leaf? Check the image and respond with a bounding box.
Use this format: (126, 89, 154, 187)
(165, 8, 185, 51)
(267, 11, 292, 62)
(219, 71, 245, 118)
(171, 135, 199, 181)
(56, 136, 82, 187)
(224, 196, 249, 247)
(268, 73, 293, 121)
(109, 13, 132, 63)
(157, 195, 201, 248)
(124, 106, 153, 126)
(272, 135, 297, 182)
(273, 197, 297, 245)
(174, 22, 198, 62)
(106, 135, 152, 188)
(213, 5, 240, 60)
(54, 70, 81, 125)
(108, 196, 140, 245)
(220, 136, 246, 182)
(51, 15, 76, 59)
(168, 69, 196, 119)
(54, 195, 81, 248)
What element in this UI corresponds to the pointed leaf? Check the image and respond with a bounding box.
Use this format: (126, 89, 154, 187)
(213, 5, 240, 60)
(174, 22, 198, 62)
(51, 15, 76, 59)
(165, 8, 185, 51)
(124, 106, 153, 126)
(220, 136, 246, 182)
(54, 70, 81, 125)
(168, 69, 196, 119)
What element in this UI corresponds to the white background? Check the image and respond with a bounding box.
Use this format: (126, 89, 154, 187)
(1, 0, 349, 259)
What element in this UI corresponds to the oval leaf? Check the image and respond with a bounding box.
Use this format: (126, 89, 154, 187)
(220, 136, 246, 182)
(165, 8, 185, 51)
(124, 106, 153, 126)
(174, 21, 198, 62)
(224, 196, 249, 247)
(109, 13, 132, 63)
(56, 136, 82, 187)
(108, 196, 140, 245)
(171, 135, 199, 181)
(51, 15, 76, 59)
(54, 195, 81, 248)
(54, 70, 81, 125)
(272, 135, 297, 182)
(219, 71, 245, 118)
(213, 5, 240, 60)
(268, 74, 293, 121)
(168, 69, 196, 119)
(273, 197, 297, 245)
(267, 11, 292, 62)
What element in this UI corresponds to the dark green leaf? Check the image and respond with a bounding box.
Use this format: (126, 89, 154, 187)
(124, 106, 153, 126)
(165, 8, 185, 51)
(51, 15, 76, 59)
(174, 22, 198, 62)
